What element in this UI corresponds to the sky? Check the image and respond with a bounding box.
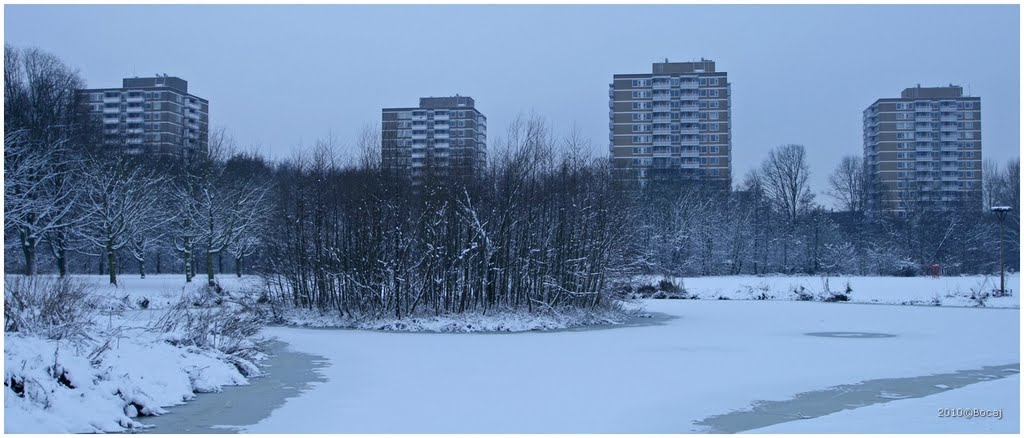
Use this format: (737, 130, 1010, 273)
(4, 4, 1020, 204)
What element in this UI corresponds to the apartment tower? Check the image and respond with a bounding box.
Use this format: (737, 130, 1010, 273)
(79, 75, 209, 159)
(863, 85, 982, 215)
(608, 59, 732, 188)
(381, 96, 487, 180)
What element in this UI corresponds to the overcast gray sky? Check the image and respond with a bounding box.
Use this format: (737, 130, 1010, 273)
(5, 4, 1020, 202)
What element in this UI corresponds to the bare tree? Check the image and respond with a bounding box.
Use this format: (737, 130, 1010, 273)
(76, 153, 170, 285)
(827, 155, 866, 213)
(355, 122, 381, 171)
(4, 45, 89, 276)
(760, 144, 815, 224)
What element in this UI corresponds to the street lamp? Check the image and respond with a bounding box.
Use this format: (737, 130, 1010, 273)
(991, 206, 1012, 296)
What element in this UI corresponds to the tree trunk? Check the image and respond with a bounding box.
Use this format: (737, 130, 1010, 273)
(138, 256, 146, 279)
(21, 241, 35, 277)
(207, 251, 216, 287)
(156, 253, 162, 274)
(107, 240, 117, 285)
(56, 248, 67, 277)
(235, 255, 243, 277)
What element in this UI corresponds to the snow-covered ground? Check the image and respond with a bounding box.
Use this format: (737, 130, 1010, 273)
(750, 374, 1020, 433)
(245, 299, 1019, 433)
(6, 274, 1020, 433)
(634, 273, 1021, 308)
(4, 274, 265, 433)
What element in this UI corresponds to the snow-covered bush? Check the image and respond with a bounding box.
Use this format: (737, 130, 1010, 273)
(4, 276, 97, 341)
(152, 288, 265, 376)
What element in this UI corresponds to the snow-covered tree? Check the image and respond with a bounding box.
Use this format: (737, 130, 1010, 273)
(76, 153, 170, 285)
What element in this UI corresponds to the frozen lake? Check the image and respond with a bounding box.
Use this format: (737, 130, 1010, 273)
(146, 299, 1018, 434)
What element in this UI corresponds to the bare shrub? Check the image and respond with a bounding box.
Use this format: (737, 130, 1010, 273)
(151, 290, 266, 376)
(4, 276, 97, 341)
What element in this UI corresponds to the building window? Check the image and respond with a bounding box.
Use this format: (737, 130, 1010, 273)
(708, 89, 719, 97)
(633, 124, 651, 132)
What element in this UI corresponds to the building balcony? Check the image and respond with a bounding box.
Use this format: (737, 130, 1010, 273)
(941, 125, 957, 132)
(103, 96, 120, 103)
(653, 140, 672, 147)
(653, 117, 671, 124)
(434, 124, 450, 130)
(680, 128, 699, 135)
(652, 82, 671, 90)
(680, 138, 699, 146)
(434, 133, 450, 139)
(941, 115, 958, 122)
(103, 108, 120, 114)
(126, 106, 143, 113)
(652, 129, 671, 135)
(679, 81, 698, 89)
(678, 104, 699, 111)
(434, 114, 450, 121)
(679, 116, 699, 123)
(653, 94, 671, 101)
(678, 149, 699, 158)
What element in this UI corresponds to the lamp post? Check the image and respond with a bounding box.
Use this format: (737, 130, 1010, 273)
(991, 206, 1012, 296)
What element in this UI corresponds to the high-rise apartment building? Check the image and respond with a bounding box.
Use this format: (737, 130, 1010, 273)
(863, 85, 982, 215)
(381, 96, 487, 179)
(79, 75, 209, 159)
(608, 59, 732, 188)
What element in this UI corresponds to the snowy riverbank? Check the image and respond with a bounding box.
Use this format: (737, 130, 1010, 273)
(3, 275, 267, 433)
(628, 273, 1021, 308)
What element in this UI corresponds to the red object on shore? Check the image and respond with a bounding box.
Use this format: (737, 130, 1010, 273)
(929, 264, 941, 278)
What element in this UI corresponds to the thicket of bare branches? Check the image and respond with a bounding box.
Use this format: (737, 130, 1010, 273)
(260, 115, 634, 318)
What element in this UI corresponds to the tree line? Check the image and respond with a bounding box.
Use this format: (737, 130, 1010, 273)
(4, 45, 1020, 317)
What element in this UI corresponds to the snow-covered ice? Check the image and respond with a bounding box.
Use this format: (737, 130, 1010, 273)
(244, 299, 1019, 433)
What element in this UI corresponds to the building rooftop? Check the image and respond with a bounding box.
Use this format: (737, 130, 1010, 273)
(419, 95, 475, 109)
(122, 75, 188, 93)
(901, 84, 964, 99)
(652, 58, 717, 74)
